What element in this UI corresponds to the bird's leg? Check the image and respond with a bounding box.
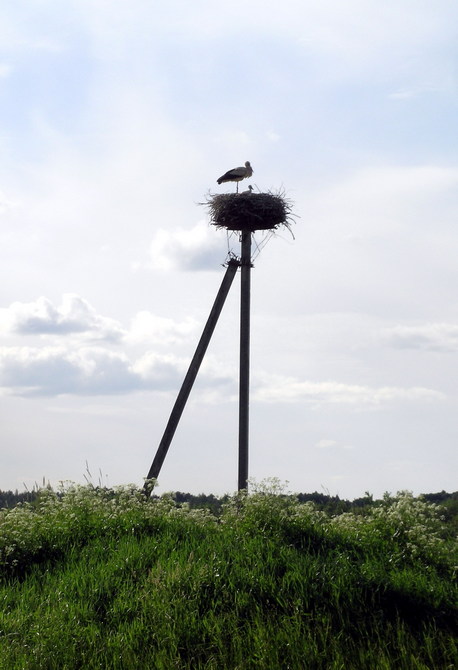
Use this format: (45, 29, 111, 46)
(236, 182, 239, 193)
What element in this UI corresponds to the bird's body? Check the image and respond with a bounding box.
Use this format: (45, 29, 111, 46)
(217, 161, 253, 192)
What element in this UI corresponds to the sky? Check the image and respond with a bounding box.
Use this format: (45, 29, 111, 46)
(1, 0, 458, 499)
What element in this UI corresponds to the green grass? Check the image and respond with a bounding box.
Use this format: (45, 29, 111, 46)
(0, 481, 456, 669)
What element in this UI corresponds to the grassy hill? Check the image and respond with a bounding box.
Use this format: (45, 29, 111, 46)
(0, 481, 456, 669)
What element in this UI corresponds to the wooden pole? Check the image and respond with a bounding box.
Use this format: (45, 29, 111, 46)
(238, 230, 252, 491)
(143, 259, 239, 494)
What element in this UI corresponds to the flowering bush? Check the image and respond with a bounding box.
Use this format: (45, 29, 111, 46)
(1, 480, 455, 580)
(0, 482, 215, 578)
(331, 490, 452, 561)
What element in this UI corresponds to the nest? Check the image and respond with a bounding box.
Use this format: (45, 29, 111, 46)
(205, 191, 293, 232)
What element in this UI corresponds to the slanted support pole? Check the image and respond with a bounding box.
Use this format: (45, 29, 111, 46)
(238, 230, 252, 491)
(143, 259, 239, 495)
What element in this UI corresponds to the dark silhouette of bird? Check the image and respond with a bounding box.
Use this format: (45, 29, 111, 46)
(217, 161, 253, 192)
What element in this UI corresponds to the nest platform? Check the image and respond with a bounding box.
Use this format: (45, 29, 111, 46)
(207, 191, 292, 232)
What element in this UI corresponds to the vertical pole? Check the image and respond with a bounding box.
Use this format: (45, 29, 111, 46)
(238, 230, 252, 491)
(143, 259, 239, 494)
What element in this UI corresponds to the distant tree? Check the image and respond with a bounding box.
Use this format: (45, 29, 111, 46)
(0, 489, 37, 509)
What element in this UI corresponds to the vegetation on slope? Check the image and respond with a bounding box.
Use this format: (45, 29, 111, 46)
(0, 480, 456, 669)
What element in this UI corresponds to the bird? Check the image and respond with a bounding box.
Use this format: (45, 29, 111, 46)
(217, 161, 253, 192)
(242, 185, 254, 194)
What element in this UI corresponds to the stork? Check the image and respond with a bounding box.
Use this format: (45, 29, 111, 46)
(217, 161, 253, 193)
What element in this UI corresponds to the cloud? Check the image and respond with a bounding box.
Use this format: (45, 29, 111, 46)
(387, 83, 447, 100)
(253, 375, 445, 408)
(266, 130, 281, 143)
(315, 439, 337, 449)
(384, 323, 458, 352)
(1, 293, 213, 349)
(0, 63, 11, 78)
(314, 165, 458, 234)
(149, 221, 227, 271)
(0, 292, 238, 397)
(69, 1, 457, 88)
(0, 344, 233, 397)
(0, 295, 124, 341)
(0, 189, 16, 215)
(315, 438, 354, 450)
(0, 346, 137, 396)
(126, 312, 198, 346)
